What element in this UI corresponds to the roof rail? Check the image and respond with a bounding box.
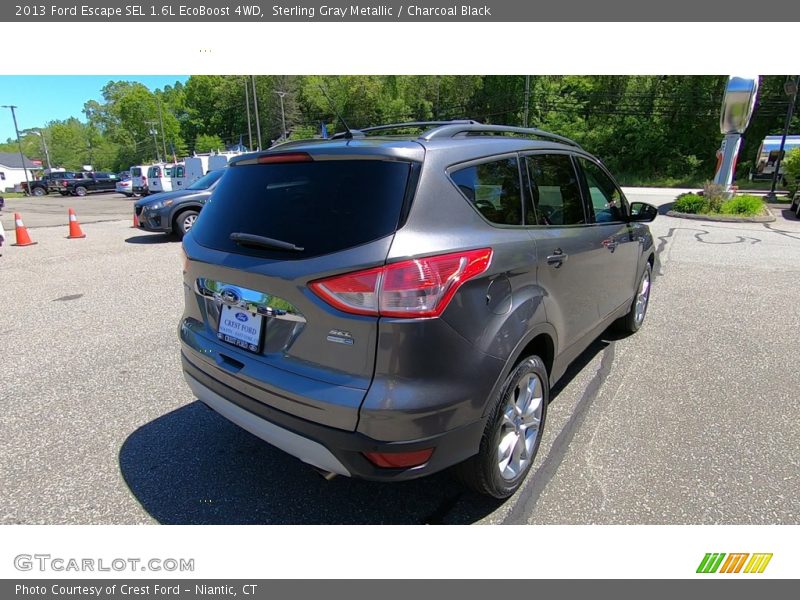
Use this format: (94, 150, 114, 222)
(419, 124, 582, 148)
(329, 120, 480, 140)
(361, 120, 480, 134)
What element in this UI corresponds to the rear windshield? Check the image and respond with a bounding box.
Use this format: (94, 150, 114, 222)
(191, 159, 411, 260)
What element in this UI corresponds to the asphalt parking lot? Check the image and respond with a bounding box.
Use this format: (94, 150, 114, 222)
(1, 189, 798, 524)
(0, 192, 135, 229)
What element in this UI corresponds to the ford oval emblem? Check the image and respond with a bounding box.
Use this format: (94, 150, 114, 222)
(235, 312, 248, 322)
(221, 288, 240, 304)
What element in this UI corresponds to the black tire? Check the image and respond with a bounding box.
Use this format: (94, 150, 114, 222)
(174, 209, 199, 239)
(454, 355, 549, 499)
(32, 186, 46, 197)
(617, 261, 653, 334)
(74, 186, 87, 197)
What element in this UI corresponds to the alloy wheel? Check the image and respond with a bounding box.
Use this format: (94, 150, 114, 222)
(497, 372, 544, 481)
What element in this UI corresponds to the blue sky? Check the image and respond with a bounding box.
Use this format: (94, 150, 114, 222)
(0, 75, 189, 142)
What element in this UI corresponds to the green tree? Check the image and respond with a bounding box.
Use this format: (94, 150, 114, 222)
(194, 134, 225, 153)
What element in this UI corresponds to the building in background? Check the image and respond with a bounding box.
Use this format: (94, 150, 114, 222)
(0, 152, 38, 192)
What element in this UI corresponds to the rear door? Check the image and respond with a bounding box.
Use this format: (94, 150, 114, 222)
(182, 155, 416, 430)
(523, 153, 600, 352)
(96, 173, 115, 191)
(173, 164, 185, 190)
(148, 166, 163, 192)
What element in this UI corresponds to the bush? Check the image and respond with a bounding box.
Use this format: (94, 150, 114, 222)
(718, 195, 765, 216)
(673, 193, 765, 217)
(784, 147, 800, 195)
(673, 193, 708, 214)
(702, 181, 725, 213)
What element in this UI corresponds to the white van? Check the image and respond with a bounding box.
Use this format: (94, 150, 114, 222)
(178, 155, 210, 189)
(147, 163, 182, 194)
(172, 152, 243, 189)
(208, 152, 241, 171)
(130, 165, 151, 195)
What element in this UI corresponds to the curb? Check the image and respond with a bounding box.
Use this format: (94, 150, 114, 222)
(665, 210, 776, 223)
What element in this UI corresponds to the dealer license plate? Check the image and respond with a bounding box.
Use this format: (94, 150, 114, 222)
(217, 304, 264, 353)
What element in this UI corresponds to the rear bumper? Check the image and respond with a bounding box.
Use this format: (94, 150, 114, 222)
(181, 353, 485, 481)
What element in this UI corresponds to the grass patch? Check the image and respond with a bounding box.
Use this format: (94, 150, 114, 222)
(718, 195, 765, 215)
(0, 192, 27, 198)
(673, 193, 767, 217)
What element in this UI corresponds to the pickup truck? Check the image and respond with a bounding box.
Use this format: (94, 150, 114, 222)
(21, 172, 77, 196)
(59, 172, 119, 196)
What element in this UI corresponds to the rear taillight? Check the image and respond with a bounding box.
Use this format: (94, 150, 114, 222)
(309, 248, 492, 318)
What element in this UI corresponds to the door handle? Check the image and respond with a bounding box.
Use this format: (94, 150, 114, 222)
(546, 249, 568, 267)
(602, 239, 619, 252)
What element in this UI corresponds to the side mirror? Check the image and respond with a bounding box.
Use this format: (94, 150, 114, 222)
(629, 202, 657, 223)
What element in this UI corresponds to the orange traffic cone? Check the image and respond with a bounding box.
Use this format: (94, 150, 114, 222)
(132, 211, 140, 228)
(12, 213, 37, 246)
(67, 208, 86, 239)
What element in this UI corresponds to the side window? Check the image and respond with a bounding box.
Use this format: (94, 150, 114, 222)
(524, 154, 585, 226)
(0, 172, 5, 180)
(451, 157, 522, 226)
(175, 166, 185, 178)
(579, 158, 627, 223)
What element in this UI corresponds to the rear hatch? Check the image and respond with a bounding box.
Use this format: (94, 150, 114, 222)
(182, 149, 420, 431)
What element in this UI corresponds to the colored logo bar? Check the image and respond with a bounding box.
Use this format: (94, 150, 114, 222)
(697, 553, 773, 574)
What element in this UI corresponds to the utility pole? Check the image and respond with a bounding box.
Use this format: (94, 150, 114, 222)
(275, 91, 288, 141)
(157, 96, 168, 162)
(33, 130, 52, 171)
(244, 77, 253, 151)
(251, 76, 263, 150)
(2, 105, 31, 191)
(146, 121, 160, 162)
(523, 75, 531, 128)
(766, 75, 799, 201)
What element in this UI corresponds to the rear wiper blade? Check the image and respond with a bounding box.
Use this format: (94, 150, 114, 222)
(229, 232, 305, 252)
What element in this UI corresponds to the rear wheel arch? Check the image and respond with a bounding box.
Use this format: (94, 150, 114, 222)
(481, 325, 558, 420)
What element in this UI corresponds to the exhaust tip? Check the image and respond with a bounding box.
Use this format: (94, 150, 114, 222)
(313, 467, 338, 481)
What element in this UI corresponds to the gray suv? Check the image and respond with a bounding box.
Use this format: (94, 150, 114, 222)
(179, 121, 657, 498)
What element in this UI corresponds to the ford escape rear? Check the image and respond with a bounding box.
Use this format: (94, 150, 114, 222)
(179, 122, 657, 498)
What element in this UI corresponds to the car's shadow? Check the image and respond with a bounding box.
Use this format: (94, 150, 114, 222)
(781, 207, 799, 221)
(125, 233, 177, 244)
(119, 335, 612, 524)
